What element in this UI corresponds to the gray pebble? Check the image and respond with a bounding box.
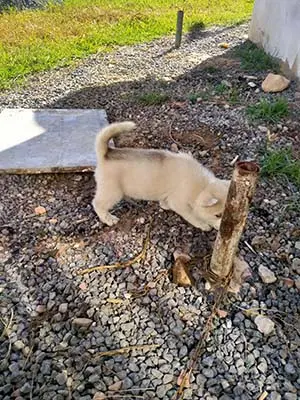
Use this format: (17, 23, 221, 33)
(203, 356, 215, 367)
(284, 394, 297, 400)
(179, 345, 188, 358)
(88, 374, 100, 384)
(219, 396, 233, 400)
(128, 362, 139, 373)
(258, 361, 268, 374)
(122, 377, 133, 390)
(160, 363, 171, 373)
(59, 303, 68, 313)
(269, 392, 282, 400)
(72, 318, 93, 328)
(41, 360, 52, 375)
(56, 372, 67, 386)
(162, 374, 173, 384)
(202, 368, 216, 379)
(122, 322, 134, 333)
(284, 363, 297, 378)
(196, 374, 207, 386)
(20, 382, 31, 394)
(245, 354, 255, 367)
(157, 383, 172, 399)
(151, 369, 163, 379)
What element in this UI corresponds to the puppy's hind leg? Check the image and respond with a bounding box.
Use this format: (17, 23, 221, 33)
(92, 184, 123, 226)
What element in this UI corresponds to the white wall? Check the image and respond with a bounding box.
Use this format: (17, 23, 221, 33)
(249, 0, 300, 78)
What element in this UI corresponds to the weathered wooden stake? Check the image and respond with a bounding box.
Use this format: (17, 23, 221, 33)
(175, 10, 184, 49)
(210, 161, 260, 283)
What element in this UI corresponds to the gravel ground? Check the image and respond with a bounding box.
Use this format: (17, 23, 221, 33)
(1, 23, 300, 400)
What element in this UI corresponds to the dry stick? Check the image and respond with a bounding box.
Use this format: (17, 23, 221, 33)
(210, 161, 260, 282)
(77, 224, 151, 275)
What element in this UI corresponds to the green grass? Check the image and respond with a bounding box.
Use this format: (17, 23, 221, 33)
(246, 97, 289, 123)
(261, 147, 300, 188)
(228, 87, 239, 104)
(188, 91, 210, 104)
(0, 0, 254, 90)
(136, 92, 169, 105)
(203, 65, 219, 74)
(235, 40, 279, 72)
(214, 82, 229, 95)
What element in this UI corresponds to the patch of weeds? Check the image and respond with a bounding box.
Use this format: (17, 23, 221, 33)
(214, 82, 228, 95)
(188, 21, 205, 40)
(284, 193, 300, 213)
(235, 40, 279, 72)
(188, 91, 210, 104)
(203, 65, 219, 74)
(246, 97, 289, 123)
(228, 87, 240, 105)
(261, 147, 300, 188)
(137, 92, 169, 106)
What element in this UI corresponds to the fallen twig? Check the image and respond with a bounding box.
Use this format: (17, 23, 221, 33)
(0, 308, 13, 369)
(243, 240, 257, 254)
(77, 223, 151, 275)
(74, 217, 89, 225)
(230, 155, 239, 166)
(258, 391, 268, 400)
(192, 133, 205, 143)
(94, 344, 160, 360)
(0, 307, 14, 339)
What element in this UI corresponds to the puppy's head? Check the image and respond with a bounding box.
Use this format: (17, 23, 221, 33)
(195, 179, 230, 229)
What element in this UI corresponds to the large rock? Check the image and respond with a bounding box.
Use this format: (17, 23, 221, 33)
(262, 73, 290, 93)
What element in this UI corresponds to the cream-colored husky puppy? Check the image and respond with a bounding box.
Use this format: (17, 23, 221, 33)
(92, 121, 230, 231)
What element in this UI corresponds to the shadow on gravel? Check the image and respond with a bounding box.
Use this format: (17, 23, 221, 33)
(186, 22, 239, 43)
(0, 170, 215, 399)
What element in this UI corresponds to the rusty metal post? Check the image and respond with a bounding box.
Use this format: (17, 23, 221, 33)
(210, 161, 260, 280)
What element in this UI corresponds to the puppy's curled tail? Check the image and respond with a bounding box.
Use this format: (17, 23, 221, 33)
(95, 121, 136, 159)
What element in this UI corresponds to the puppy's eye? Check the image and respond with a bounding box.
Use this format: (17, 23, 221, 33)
(215, 213, 222, 218)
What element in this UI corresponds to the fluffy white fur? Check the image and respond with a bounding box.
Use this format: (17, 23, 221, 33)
(92, 121, 230, 231)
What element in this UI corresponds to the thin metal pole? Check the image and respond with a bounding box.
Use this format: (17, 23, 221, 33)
(175, 10, 184, 49)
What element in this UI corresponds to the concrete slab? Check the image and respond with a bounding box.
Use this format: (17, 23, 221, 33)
(0, 108, 108, 174)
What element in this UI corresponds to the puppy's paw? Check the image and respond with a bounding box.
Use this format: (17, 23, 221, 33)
(198, 223, 212, 231)
(101, 213, 120, 226)
(212, 220, 221, 230)
(159, 200, 170, 210)
(106, 214, 120, 226)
